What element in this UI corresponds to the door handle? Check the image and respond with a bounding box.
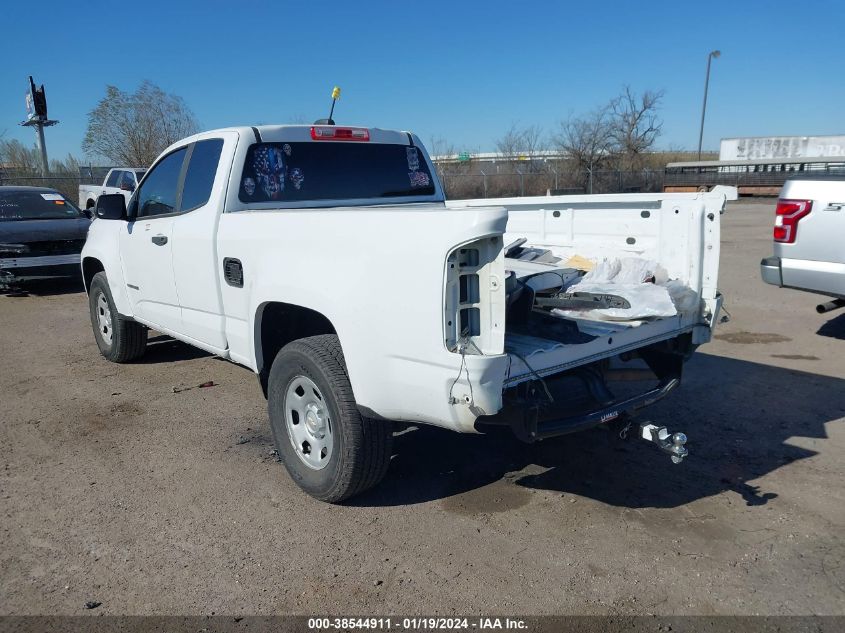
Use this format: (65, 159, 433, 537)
(151, 235, 168, 246)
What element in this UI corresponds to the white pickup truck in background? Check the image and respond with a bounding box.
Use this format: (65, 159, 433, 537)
(81, 124, 729, 502)
(761, 177, 845, 314)
(78, 167, 146, 212)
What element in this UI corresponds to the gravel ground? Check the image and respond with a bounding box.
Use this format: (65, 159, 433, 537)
(1, 200, 843, 616)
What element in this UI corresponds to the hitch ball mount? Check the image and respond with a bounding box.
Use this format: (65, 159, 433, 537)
(639, 422, 689, 464)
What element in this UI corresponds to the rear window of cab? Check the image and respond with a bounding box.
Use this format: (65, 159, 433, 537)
(238, 142, 435, 203)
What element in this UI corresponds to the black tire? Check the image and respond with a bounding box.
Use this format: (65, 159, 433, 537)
(268, 334, 393, 503)
(88, 271, 147, 363)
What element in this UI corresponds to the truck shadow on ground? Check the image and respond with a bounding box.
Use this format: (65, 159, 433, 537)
(817, 313, 845, 340)
(351, 352, 845, 510)
(137, 334, 213, 363)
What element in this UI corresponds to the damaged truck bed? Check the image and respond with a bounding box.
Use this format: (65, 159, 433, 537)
(446, 188, 732, 453)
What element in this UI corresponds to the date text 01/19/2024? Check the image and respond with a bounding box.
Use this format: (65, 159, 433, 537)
(307, 617, 528, 630)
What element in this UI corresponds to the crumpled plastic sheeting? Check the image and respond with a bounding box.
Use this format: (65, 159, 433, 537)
(553, 281, 677, 321)
(578, 257, 669, 286)
(664, 279, 700, 313)
(552, 257, 694, 322)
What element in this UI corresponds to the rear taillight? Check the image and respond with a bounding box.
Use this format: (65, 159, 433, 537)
(773, 198, 812, 243)
(310, 126, 369, 141)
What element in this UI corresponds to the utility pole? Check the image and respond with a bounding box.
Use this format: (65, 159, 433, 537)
(20, 76, 58, 176)
(697, 50, 721, 161)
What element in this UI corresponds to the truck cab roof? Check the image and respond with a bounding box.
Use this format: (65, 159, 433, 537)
(173, 125, 419, 149)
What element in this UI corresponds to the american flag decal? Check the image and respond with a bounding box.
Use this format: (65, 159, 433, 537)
(408, 171, 430, 188)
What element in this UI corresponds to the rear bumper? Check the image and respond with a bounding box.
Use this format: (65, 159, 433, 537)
(760, 256, 783, 287)
(477, 341, 688, 441)
(529, 377, 680, 440)
(761, 255, 845, 299)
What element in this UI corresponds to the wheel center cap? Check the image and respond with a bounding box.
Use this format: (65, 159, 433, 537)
(304, 404, 324, 436)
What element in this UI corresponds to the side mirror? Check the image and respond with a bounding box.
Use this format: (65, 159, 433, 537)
(96, 194, 127, 220)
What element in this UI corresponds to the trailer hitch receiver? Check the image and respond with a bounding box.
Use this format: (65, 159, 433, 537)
(640, 422, 688, 463)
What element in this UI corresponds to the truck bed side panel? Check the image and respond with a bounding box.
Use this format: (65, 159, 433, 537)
(216, 206, 510, 430)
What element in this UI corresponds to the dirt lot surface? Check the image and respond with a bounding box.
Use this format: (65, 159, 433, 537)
(1, 200, 843, 616)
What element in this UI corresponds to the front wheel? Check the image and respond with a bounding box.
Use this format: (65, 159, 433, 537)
(268, 334, 393, 503)
(88, 272, 147, 363)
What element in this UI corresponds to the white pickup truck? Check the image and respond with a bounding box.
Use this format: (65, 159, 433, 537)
(81, 124, 728, 502)
(761, 177, 845, 314)
(78, 167, 146, 212)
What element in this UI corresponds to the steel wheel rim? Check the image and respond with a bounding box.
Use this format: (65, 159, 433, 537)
(284, 375, 333, 470)
(96, 291, 113, 346)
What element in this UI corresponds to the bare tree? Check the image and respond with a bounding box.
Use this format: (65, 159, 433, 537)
(51, 153, 82, 175)
(0, 139, 40, 173)
(554, 106, 615, 181)
(495, 123, 545, 161)
(83, 81, 199, 166)
(1, 139, 87, 175)
(428, 136, 456, 160)
(608, 87, 664, 169)
(495, 124, 547, 176)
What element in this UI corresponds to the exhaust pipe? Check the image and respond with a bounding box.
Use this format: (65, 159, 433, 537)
(816, 298, 845, 314)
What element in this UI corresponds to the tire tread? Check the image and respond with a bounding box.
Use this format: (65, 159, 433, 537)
(89, 272, 147, 363)
(270, 334, 392, 502)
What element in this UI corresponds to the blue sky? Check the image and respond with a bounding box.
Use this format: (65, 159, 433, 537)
(2, 0, 843, 161)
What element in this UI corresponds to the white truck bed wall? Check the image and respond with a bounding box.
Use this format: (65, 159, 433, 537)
(449, 191, 727, 384)
(451, 191, 724, 302)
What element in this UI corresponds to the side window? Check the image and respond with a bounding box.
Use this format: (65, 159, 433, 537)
(135, 148, 187, 218)
(180, 139, 224, 212)
(105, 170, 121, 187)
(119, 170, 136, 191)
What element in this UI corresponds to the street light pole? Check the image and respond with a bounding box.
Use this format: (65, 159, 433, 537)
(697, 50, 721, 161)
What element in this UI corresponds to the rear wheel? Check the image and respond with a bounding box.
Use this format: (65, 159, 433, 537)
(268, 334, 393, 503)
(88, 272, 147, 363)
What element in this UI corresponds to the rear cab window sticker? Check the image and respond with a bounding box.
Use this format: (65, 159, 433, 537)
(407, 147, 420, 171)
(243, 177, 256, 196)
(289, 168, 305, 190)
(409, 171, 430, 188)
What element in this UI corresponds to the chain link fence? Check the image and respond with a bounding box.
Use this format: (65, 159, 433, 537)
(435, 168, 666, 199)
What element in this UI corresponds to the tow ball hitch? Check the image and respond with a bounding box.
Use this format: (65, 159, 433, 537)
(639, 422, 689, 464)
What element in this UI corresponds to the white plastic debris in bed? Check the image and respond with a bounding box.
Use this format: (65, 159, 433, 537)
(583, 257, 669, 286)
(552, 257, 687, 322)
